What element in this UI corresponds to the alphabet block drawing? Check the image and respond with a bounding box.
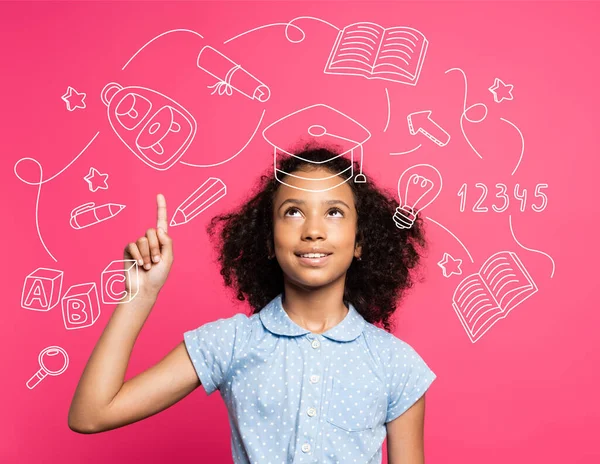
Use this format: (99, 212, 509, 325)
(61, 283, 101, 330)
(21, 268, 64, 311)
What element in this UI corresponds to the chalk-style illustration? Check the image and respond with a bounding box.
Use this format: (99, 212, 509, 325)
(407, 110, 451, 147)
(223, 15, 340, 45)
(197, 46, 270, 102)
(390, 144, 422, 156)
(457, 183, 549, 213)
(445, 67, 525, 175)
(509, 215, 555, 278)
(26, 346, 69, 390)
(61, 86, 86, 111)
(425, 215, 474, 264)
(444, 67, 488, 159)
(180, 109, 266, 168)
(437, 253, 463, 278)
(101, 82, 197, 171)
(62, 282, 101, 330)
(262, 103, 371, 192)
(500, 117, 525, 176)
(101, 260, 139, 304)
(452, 251, 537, 343)
(83, 167, 109, 192)
(170, 177, 227, 227)
(393, 164, 442, 229)
(488, 78, 514, 103)
(70, 202, 126, 229)
(21, 268, 64, 311)
(13, 131, 100, 262)
(383, 88, 391, 132)
(122, 29, 204, 71)
(531, 184, 549, 212)
(324, 22, 428, 85)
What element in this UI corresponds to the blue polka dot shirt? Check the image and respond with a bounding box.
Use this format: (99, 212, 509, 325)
(184, 294, 436, 463)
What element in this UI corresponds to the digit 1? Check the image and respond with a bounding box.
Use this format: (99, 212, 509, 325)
(457, 183, 467, 212)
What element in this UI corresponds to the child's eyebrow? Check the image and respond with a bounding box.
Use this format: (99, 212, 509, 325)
(277, 198, 351, 211)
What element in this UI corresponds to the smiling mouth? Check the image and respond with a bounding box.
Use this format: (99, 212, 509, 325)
(295, 253, 332, 266)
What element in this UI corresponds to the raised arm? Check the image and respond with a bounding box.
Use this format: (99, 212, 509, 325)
(68, 194, 201, 434)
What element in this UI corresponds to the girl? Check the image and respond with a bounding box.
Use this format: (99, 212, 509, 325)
(68, 146, 437, 464)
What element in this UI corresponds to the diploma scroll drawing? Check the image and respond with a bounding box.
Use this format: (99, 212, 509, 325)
(197, 46, 271, 102)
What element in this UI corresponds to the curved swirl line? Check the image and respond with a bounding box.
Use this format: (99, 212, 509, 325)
(445, 67, 488, 160)
(13, 131, 100, 262)
(224, 22, 298, 45)
(122, 29, 204, 71)
(509, 215, 555, 278)
(383, 87, 391, 132)
(390, 144, 422, 156)
(180, 110, 265, 168)
(425, 215, 474, 263)
(500, 117, 525, 176)
(224, 15, 339, 45)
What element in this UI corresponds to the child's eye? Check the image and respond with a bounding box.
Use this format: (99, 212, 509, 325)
(328, 208, 344, 217)
(284, 207, 301, 217)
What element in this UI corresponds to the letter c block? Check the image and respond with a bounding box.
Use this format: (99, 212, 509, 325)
(101, 259, 138, 304)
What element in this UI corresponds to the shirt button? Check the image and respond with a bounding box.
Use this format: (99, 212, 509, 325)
(307, 407, 317, 417)
(310, 374, 320, 383)
(301, 443, 311, 453)
(311, 339, 320, 349)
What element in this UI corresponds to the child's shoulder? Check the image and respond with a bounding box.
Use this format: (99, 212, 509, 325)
(362, 322, 419, 355)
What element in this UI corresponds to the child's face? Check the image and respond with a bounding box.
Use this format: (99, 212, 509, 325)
(272, 167, 362, 291)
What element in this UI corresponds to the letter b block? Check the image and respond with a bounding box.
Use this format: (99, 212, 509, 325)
(62, 283, 101, 330)
(101, 259, 138, 304)
(21, 268, 64, 311)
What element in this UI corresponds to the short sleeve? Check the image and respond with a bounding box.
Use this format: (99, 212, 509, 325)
(183, 313, 249, 396)
(385, 337, 437, 423)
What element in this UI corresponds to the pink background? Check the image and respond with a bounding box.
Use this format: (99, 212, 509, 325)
(2, 1, 599, 462)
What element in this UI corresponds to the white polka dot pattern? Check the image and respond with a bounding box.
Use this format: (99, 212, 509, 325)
(183, 294, 436, 463)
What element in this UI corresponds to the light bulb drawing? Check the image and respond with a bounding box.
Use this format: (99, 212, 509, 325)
(393, 164, 443, 229)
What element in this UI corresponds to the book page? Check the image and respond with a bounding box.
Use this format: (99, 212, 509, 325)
(374, 26, 426, 78)
(328, 22, 384, 71)
(454, 274, 496, 322)
(480, 252, 537, 313)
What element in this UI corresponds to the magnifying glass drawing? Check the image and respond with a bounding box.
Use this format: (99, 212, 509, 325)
(26, 346, 69, 390)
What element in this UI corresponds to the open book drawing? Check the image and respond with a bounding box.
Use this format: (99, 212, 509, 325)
(452, 251, 538, 343)
(324, 22, 428, 85)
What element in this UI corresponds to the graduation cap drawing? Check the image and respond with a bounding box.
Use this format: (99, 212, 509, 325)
(262, 104, 371, 192)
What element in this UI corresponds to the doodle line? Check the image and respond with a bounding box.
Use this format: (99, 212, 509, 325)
(13, 131, 101, 262)
(180, 109, 266, 168)
(500, 117, 525, 176)
(383, 88, 391, 132)
(224, 16, 339, 45)
(425, 215, 475, 263)
(508, 215, 555, 278)
(122, 29, 205, 71)
(390, 144, 422, 156)
(445, 67, 487, 160)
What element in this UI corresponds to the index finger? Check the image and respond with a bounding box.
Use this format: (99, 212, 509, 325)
(157, 193, 168, 233)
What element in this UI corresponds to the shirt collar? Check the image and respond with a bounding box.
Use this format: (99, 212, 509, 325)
(259, 294, 366, 342)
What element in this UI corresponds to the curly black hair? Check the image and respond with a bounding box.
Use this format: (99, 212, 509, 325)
(206, 144, 428, 332)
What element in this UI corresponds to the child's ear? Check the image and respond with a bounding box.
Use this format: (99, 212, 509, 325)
(266, 240, 275, 259)
(354, 244, 362, 259)
(355, 230, 364, 258)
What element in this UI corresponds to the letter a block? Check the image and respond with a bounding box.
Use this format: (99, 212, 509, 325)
(21, 268, 64, 311)
(62, 283, 101, 330)
(101, 259, 138, 304)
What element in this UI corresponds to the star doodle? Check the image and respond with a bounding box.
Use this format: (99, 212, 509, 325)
(61, 86, 86, 111)
(488, 78, 514, 103)
(83, 167, 109, 192)
(437, 252, 463, 278)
